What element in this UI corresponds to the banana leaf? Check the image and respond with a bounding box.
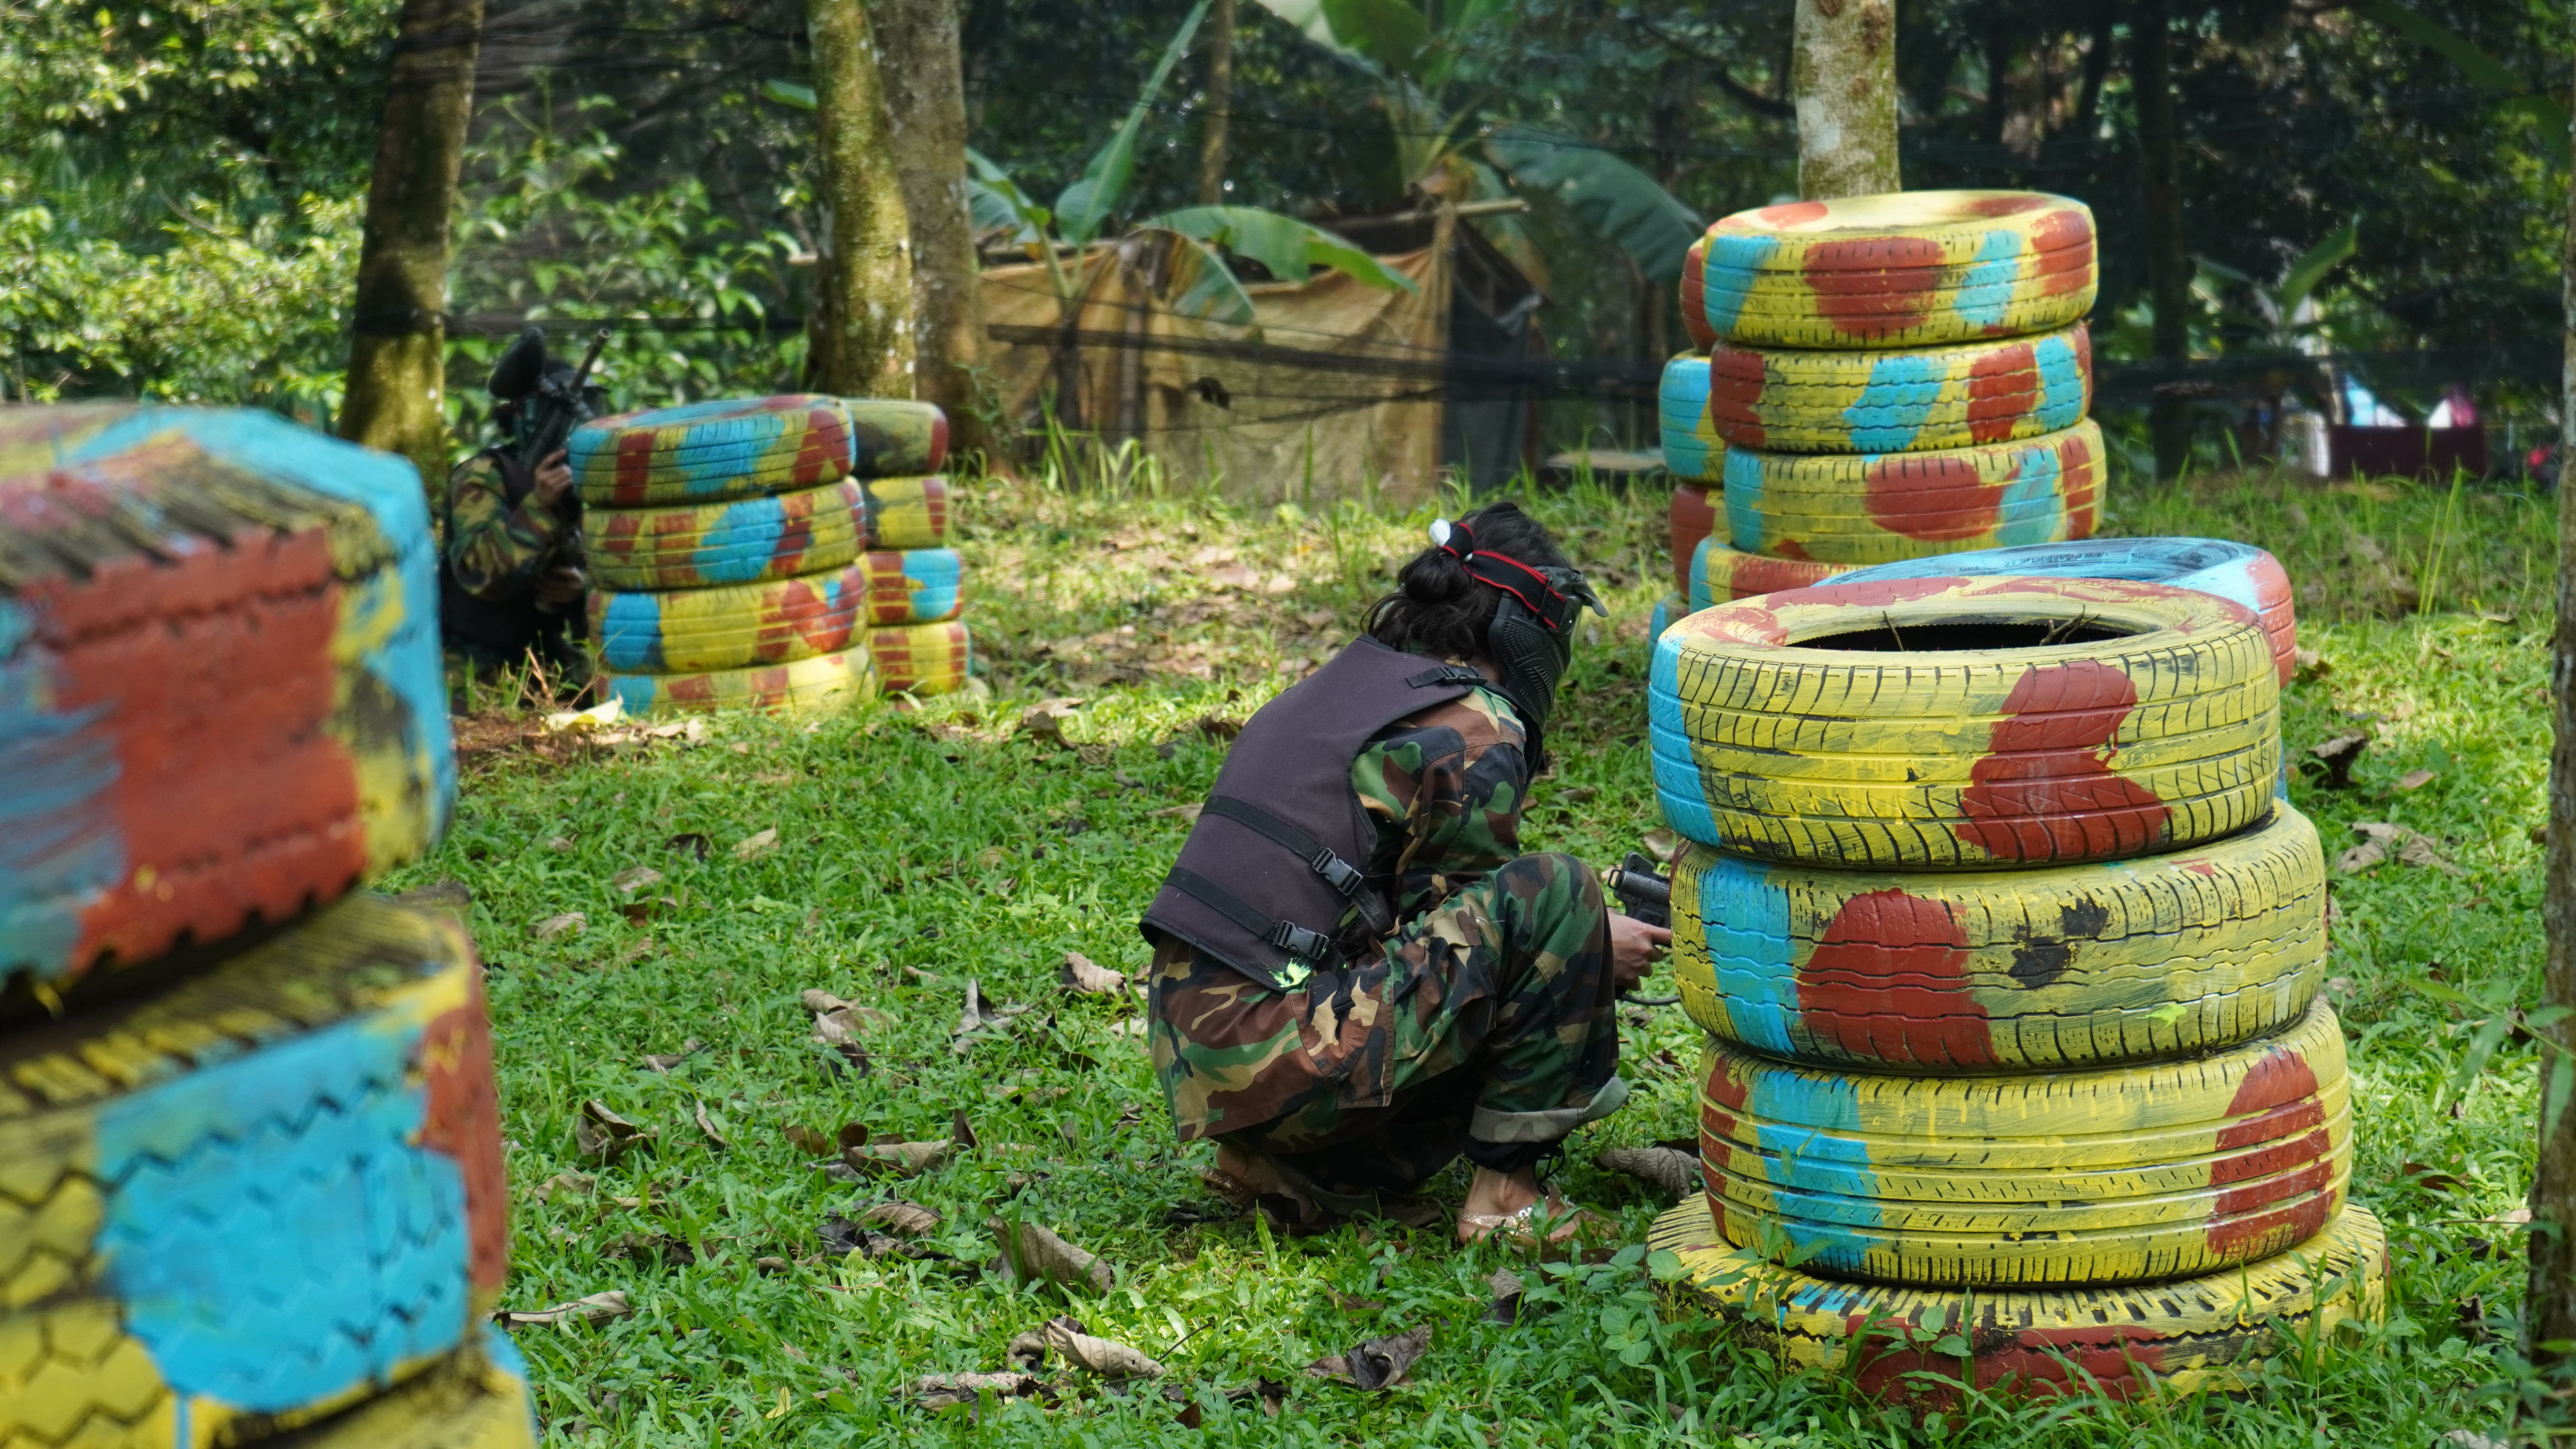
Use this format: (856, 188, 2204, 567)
(1479, 124, 1703, 283)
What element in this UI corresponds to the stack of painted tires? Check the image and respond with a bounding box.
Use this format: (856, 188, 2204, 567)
(0, 406, 532, 1444)
(1653, 190, 2104, 634)
(574, 395, 972, 714)
(1645, 570, 2382, 1407)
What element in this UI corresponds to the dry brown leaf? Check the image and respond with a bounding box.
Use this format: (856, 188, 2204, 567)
(1044, 1315, 1164, 1378)
(498, 1290, 634, 1327)
(641, 1040, 703, 1073)
(861, 1201, 942, 1237)
(533, 912, 587, 941)
(2340, 822, 2464, 876)
(733, 827, 780, 860)
(1306, 1322, 1432, 1391)
(916, 1373, 1043, 1410)
(951, 1108, 980, 1150)
(783, 1122, 835, 1156)
(2294, 647, 2330, 680)
(990, 1218, 1114, 1293)
(533, 1170, 596, 1202)
(667, 832, 712, 860)
(1596, 1146, 1700, 1200)
(1062, 952, 1128, 994)
(1194, 714, 1242, 741)
(2311, 730, 2370, 789)
(846, 1139, 954, 1178)
(574, 1100, 652, 1163)
(1021, 697, 1088, 748)
(2397, 769, 2437, 791)
(1007, 1330, 1050, 1370)
(612, 866, 665, 894)
(693, 1099, 731, 1150)
(1149, 802, 1204, 823)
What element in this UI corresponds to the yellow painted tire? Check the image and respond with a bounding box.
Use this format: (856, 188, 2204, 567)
(1697, 998, 2349, 1286)
(601, 648, 878, 716)
(859, 474, 952, 550)
(1696, 191, 2097, 349)
(1723, 421, 2104, 566)
(1674, 802, 2326, 1071)
(1708, 324, 2092, 456)
(1650, 1196, 2385, 1407)
(868, 620, 973, 696)
(570, 395, 948, 506)
(590, 550, 963, 675)
(1688, 537, 1857, 611)
(1658, 354, 1723, 481)
(1649, 576, 2280, 868)
(584, 479, 866, 592)
(0, 892, 509, 1446)
(291, 1336, 539, 1448)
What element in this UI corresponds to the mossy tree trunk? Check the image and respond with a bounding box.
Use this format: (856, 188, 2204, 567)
(805, 0, 915, 399)
(2136, 0, 2194, 480)
(339, 0, 483, 486)
(1790, 0, 1899, 201)
(875, 0, 990, 459)
(1196, 0, 1235, 204)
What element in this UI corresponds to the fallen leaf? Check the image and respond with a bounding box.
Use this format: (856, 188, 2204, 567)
(667, 832, 712, 860)
(498, 1290, 633, 1327)
(753, 1255, 790, 1274)
(2403, 1161, 2464, 1194)
(861, 1201, 942, 1237)
(542, 697, 626, 735)
(1306, 1322, 1432, 1391)
(2391, 699, 2419, 721)
(608, 1230, 696, 1270)
(533, 912, 587, 941)
(1150, 802, 1204, 824)
(1021, 697, 1088, 748)
(1007, 1329, 1050, 1369)
(1596, 1146, 1700, 1199)
(1062, 952, 1128, 994)
(1325, 1287, 1385, 1313)
(2293, 646, 2330, 679)
(1483, 1267, 1524, 1324)
(838, 1121, 872, 1152)
(951, 1107, 980, 1150)
(693, 1099, 731, 1150)
(1194, 714, 1243, 741)
(533, 1170, 596, 1202)
(2310, 730, 2370, 789)
(915, 1373, 1043, 1410)
(734, 827, 780, 860)
(1640, 828, 1680, 864)
(612, 866, 665, 894)
(1223, 1379, 1289, 1416)
(642, 1040, 703, 1073)
(990, 1218, 1114, 1293)
(845, 1139, 954, 1177)
(1044, 1315, 1164, 1378)
(783, 1122, 835, 1157)
(2340, 822, 2464, 876)
(2397, 769, 2437, 791)
(574, 1100, 652, 1163)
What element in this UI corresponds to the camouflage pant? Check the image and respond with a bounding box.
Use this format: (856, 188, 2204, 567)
(1149, 851, 1620, 1201)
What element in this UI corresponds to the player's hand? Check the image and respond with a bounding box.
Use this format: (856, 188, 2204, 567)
(533, 449, 574, 506)
(1608, 911, 1672, 994)
(533, 565, 586, 607)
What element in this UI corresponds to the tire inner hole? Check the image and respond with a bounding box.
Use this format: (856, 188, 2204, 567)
(1801, 619, 2145, 652)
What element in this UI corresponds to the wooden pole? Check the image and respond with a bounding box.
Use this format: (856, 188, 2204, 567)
(1196, 0, 1235, 205)
(2527, 49, 2576, 1363)
(1789, 0, 1900, 200)
(339, 0, 483, 485)
(2136, 0, 2193, 480)
(805, 0, 915, 398)
(875, 0, 991, 459)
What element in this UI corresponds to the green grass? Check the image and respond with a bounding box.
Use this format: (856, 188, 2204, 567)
(389, 464, 2563, 1446)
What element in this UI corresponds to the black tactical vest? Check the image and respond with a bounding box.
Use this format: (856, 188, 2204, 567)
(1140, 636, 1488, 991)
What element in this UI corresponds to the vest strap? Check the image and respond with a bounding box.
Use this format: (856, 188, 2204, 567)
(1166, 868, 1334, 964)
(1407, 664, 1490, 688)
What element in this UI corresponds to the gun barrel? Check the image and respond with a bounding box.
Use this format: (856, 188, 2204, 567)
(1606, 867, 1670, 907)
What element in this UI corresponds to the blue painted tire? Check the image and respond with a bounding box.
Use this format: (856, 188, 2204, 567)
(0, 891, 507, 1445)
(0, 405, 453, 992)
(1836, 537, 2297, 685)
(1659, 355, 1723, 480)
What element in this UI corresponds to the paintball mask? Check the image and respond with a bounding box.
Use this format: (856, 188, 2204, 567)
(1429, 517, 1604, 772)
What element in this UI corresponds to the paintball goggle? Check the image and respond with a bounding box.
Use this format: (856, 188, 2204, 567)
(1428, 516, 1604, 771)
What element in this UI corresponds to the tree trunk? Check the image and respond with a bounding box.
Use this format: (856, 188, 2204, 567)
(2527, 47, 2576, 1367)
(1196, 0, 1235, 204)
(805, 0, 914, 398)
(339, 0, 483, 487)
(875, 0, 991, 460)
(1789, 0, 1900, 200)
(2136, 0, 2193, 479)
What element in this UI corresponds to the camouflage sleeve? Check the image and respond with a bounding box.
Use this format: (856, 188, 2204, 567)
(1351, 685, 1530, 919)
(443, 455, 566, 599)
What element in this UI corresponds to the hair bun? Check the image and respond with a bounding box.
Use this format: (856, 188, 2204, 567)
(1400, 548, 1473, 604)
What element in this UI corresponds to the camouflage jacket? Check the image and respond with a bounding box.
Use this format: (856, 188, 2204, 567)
(1347, 683, 1529, 928)
(443, 451, 581, 601)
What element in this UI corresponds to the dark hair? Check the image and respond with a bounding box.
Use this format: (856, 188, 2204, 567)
(1364, 502, 1575, 658)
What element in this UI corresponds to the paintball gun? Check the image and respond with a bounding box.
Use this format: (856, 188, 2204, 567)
(1606, 852, 1680, 1006)
(488, 324, 611, 472)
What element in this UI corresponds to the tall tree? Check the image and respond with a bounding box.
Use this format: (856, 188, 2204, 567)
(339, 0, 483, 483)
(2135, 0, 2193, 478)
(1790, 0, 1901, 199)
(805, 0, 914, 398)
(876, 0, 990, 456)
(1196, 0, 1236, 203)
(2530, 44, 2576, 1368)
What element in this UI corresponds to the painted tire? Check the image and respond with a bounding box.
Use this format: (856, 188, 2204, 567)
(1838, 538, 2298, 687)
(291, 1332, 539, 1448)
(601, 648, 878, 717)
(1650, 1195, 2384, 1407)
(585, 479, 865, 592)
(1680, 234, 1716, 349)
(1699, 999, 2350, 1286)
(1723, 421, 2104, 566)
(1708, 324, 2093, 456)
(1659, 354, 1723, 481)
(869, 620, 973, 696)
(1649, 576, 2279, 868)
(0, 891, 507, 1445)
(1670, 483, 1716, 596)
(571, 396, 947, 506)
(1696, 191, 2097, 350)
(0, 405, 453, 991)
(1688, 537, 1856, 612)
(860, 474, 951, 551)
(1650, 595, 1686, 645)
(1674, 803, 2326, 1072)
(591, 550, 964, 674)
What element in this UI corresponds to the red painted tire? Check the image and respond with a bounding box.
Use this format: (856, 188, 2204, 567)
(868, 620, 972, 696)
(1669, 483, 1717, 596)
(1707, 325, 2093, 455)
(1687, 537, 1857, 611)
(1722, 421, 2105, 566)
